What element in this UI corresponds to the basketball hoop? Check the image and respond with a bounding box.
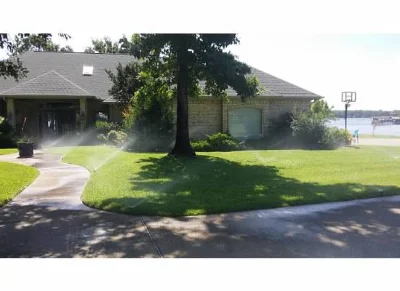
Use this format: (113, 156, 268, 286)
(341, 92, 357, 132)
(341, 92, 356, 103)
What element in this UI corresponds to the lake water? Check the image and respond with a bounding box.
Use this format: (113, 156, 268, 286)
(328, 118, 400, 136)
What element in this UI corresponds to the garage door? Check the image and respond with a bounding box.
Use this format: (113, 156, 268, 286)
(228, 107, 262, 139)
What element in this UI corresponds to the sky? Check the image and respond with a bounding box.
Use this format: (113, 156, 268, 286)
(2, 33, 400, 111)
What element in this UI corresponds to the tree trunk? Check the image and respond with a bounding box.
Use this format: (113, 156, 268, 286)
(169, 45, 196, 158)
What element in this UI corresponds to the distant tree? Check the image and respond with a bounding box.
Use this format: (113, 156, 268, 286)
(133, 34, 259, 157)
(0, 33, 72, 81)
(13, 33, 73, 53)
(85, 36, 129, 54)
(332, 109, 400, 118)
(59, 45, 74, 52)
(0, 33, 28, 81)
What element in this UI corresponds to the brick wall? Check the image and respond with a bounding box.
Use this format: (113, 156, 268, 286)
(172, 98, 223, 139)
(172, 97, 313, 139)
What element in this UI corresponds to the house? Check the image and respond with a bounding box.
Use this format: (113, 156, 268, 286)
(0, 51, 321, 141)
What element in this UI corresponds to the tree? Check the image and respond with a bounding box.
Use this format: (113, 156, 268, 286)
(123, 70, 174, 150)
(310, 99, 335, 121)
(85, 36, 129, 54)
(0, 33, 72, 81)
(106, 62, 143, 107)
(13, 33, 73, 54)
(60, 45, 74, 52)
(133, 34, 259, 157)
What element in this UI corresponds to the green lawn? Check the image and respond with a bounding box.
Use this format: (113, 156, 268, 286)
(50, 145, 400, 216)
(0, 148, 17, 155)
(0, 149, 39, 206)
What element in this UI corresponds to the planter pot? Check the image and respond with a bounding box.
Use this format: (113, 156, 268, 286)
(18, 142, 34, 158)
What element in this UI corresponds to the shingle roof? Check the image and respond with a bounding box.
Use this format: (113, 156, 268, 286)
(0, 51, 134, 100)
(0, 70, 92, 96)
(235, 67, 321, 98)
(0, 51, 321, 100)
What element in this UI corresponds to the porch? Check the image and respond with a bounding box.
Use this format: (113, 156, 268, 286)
(3, 97, 122, 141)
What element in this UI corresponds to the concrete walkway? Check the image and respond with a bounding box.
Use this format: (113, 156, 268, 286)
(0, 151, 159, 257)
(359, 138, 400, 146)
(0, 151, 90, 210)
(1, 151, 399, 257)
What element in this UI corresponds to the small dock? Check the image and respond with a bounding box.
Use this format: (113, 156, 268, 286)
(372, 116, 400, 125)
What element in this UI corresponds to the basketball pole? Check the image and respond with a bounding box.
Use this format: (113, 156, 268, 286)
(344, 102, 350, 131)
(342, 92, 356, 133)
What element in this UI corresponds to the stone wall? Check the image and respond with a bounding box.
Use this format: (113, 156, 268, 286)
(173, 97, 313, 139)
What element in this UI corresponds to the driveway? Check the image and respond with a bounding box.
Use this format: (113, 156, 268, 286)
(0, 152, 399, 258)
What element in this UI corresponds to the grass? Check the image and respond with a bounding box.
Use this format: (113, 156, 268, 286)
(359, 134, 400, 139)
(0, 148, 39, 206)
(50, 145, 400, 216)
(0, 148, 18, 155)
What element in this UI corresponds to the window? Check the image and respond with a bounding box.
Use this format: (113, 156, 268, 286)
(228, 107, 262, 139)
(82, 65, 94, 76)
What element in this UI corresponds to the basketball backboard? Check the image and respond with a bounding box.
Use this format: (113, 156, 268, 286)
(342, 92, 356, 103)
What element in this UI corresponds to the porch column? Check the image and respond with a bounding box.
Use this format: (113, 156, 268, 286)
(79, 98, 87, 130)
(6, 97, 16, 129)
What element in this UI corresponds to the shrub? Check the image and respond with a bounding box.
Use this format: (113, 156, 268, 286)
(0, 135, 16, 148)
(122, 72, 174, 141)
(96, 134, 107, 143)
(0, 117, 13, 136)
(107, 130, 128, 146)
(291, 112, 328, 149)
(0, 117, 16, 148)
(323, 128, 352, 149)
(291, 111, 351, 150)
(191, 133, 242, 152)
(243, 113, 296, 150)
(127, 134, 174, 152)
(95, 121, 120, 135)
(268, 112, 295, 138)
(191, 139, 212, 152)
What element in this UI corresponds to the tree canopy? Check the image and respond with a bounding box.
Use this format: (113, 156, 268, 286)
(106, 62, 143, 106)
(85, 35, 131, 54)
(0, 33, 72, 81)
(13, 33, 73, 54)
(129, 34, 259, 157)
(310, 99, 336, 121)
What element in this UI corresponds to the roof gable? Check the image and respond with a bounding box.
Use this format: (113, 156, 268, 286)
(0, 51, 135, 100)
(0, 70, 92, 96)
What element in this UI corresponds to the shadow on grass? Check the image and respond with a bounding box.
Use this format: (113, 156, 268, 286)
(95, 155, 400, 217)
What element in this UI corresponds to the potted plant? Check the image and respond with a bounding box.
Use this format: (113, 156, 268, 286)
(17, 136, 35, 158)
(17, 117, 35, 158)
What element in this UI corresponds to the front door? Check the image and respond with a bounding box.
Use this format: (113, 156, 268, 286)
(39, 103, 77, 140)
